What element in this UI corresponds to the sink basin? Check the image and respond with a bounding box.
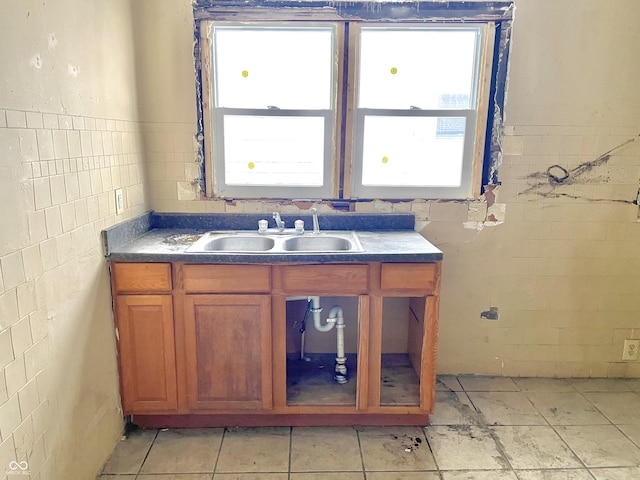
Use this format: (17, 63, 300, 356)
(186, 231, 363, 254)
(282, 236, 353, 252)
(198, 235, 275, 252)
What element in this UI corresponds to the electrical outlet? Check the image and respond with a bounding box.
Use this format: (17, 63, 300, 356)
(115, 188, 124, 215)
(622, 339, 640, 361)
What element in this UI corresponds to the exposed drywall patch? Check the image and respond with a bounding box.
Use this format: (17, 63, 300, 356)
(463, 220, 485, 231)
(177, 182, 198, 201)
(486, 202, 506, 225)
(481, 307, 499, 320)
(29, 54, 42, 69)
(521, 133, 640, 203)
(68, 64, 78, 77)
(48, 33, 58, 49)
(463, 186, 504, 230)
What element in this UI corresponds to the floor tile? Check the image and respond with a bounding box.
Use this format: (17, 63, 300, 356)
(290, 474, 364, 480)
(140, 428, 223, 474)
(97, 476, 137, 479)
(513, 378, 576, 393)
(491, 426, 581, 469)
(618, 424, 640, 447)
(515, 470, 594, 479)
(590, 467, 640, 480)
(367, 473, 440, 480)
(426, 425, 508, 470)
(468, 392, 547, 425)
(568, 379, 632, 393)
(459, 376, 520, 392)
(215, 427, 290, 473)
(214, 475, 288, 480)
(622, 379, 640, 391)
(441, 471, 518, 479)
(102, 429, 157, 474)
(138, 475, 212, 480)
(437, 375, 463, 391)
(290, 426, 362, 472)
(555, 425, 640, 468)
(583, 392, 640, 424)
(430, 390, 480, 426)
(358, 426, 436, 472)
(525, 392, 610, 425)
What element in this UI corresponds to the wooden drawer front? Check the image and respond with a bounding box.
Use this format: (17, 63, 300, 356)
(279, 265, 369, 294)
(381, 263, 437, 291)
(113, 263, 172, 293)
(183, 264, 271, 293)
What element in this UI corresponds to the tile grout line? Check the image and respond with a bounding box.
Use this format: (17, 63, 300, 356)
(211, 427, 226, 479)
(355, 427, 368, 480)
(459, 379, 519, 475)
(579, 388, 640, 468)
(523, 389, 597, 476)
(134, 428, 159, 479)
(420, 425, 444, 479)
(287, 426, 292, 480)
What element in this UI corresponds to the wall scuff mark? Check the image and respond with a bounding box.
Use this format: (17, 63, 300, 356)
(480, 307, 499, 320)
(521, 133, 640, 203)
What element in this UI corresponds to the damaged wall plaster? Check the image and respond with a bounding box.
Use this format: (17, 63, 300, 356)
(481, 306, 500, 320)
(521, 133, 640, 204)
(463, 185, 506, 230)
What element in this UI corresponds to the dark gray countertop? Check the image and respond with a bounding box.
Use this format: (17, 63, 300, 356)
(103, 212, 443, 263)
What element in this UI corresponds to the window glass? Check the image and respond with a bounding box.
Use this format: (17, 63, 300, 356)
(361, 116, 465, 187)
(214, 26, 334, 109)
(358, 28, 478, 110)
(223, 115, 326, 187)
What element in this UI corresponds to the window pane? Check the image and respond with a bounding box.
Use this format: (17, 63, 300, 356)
(224, 115, 325, 186)
(214, 27, 333, 109)
(361, 116, 465, 187)
(358, 28, 478, 109)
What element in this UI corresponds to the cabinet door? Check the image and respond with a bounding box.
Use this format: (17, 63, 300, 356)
(116, 295, 178, 413)
(183, 295, 272, 410)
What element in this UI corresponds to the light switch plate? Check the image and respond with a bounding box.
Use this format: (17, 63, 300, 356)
(115, 188, 124, 215)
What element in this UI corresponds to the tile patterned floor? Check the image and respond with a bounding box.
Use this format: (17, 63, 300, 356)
(98, 377, 640, 480)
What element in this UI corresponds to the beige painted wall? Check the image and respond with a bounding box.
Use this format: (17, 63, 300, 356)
(132, 0, 640, 379)
(0, 0, 147, 478)
(1, 0, 638, 476)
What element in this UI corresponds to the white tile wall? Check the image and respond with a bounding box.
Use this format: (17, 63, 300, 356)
(0, 109, 147, 479)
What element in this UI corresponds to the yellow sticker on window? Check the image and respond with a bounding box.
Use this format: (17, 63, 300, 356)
(390, 67, 397, 75)
(248, 162, 255, 169)
(382, 156, 389, 164)
(242, 70, 249, 78)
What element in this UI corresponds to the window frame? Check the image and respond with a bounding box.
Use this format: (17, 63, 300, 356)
(346, 22, 494, 200)
(206, 22, 343, 199)
(193, 1, 514, 201)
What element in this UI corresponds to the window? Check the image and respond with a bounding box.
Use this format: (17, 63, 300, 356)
(194, 1, 514, 201)
(210, 25, 339, 198)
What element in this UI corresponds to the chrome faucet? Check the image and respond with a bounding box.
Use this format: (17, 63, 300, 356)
(272, 212, 285, 232)
(310, 207, 320, 234)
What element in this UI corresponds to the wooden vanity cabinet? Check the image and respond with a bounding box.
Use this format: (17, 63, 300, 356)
(110, 260, 441, 426)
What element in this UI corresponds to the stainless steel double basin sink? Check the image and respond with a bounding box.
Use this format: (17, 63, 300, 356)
(186, 230, 364, 254)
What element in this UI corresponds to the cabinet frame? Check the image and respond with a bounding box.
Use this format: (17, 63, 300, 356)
(110, 260, 441, 426)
